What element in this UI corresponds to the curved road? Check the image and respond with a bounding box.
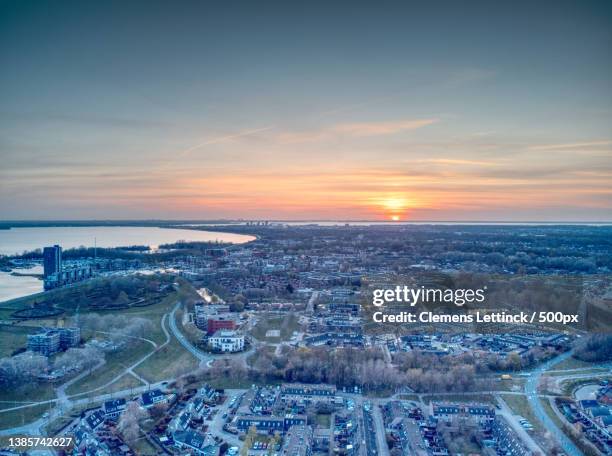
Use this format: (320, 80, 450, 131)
(525, 350, 583, 456)
(169, 302, 212, 365)
(168, 302, 256, 368)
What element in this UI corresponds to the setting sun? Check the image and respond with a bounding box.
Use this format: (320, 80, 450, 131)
(391, 215, 400, 221)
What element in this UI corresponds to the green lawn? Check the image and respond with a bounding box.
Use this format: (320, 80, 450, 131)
(0, 382, 56, 411)
(540, 397, 566, 430)
(0, 403, 54, 431)
(95, 373, 145, 397)
(553, 356, 598, 371)
(133, 333, 199, 383)
(549, 367, 609, 377)
(315, 413, 331, 428)
(190, 372, 278, 390)
(496, 377, 526, 391)
(67, 340, 153, 396)
(397, 394, 421, 402)
(0, 325, 39, 357)
(250, 313, 301, 342)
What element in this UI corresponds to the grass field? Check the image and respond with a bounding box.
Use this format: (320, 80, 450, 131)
(134, 332, 199, 383)
(0, 402, 54, 431)
(549, 367, 609, 377)
(250, 313, 300, 342)
(66, 340, 153, 396)
(96, 373, 145, 397)
(0, 325, 39, 357)
(540, 397, 566, 430)
(0, 382, 56, 411)
(315, 413, 331, 428)
(397, 394, 421, 402)
(553, 356, 598, 371)
(496, 377, 526, 391)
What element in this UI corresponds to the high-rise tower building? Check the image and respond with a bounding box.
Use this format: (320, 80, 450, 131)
(43, 244, 62, 279)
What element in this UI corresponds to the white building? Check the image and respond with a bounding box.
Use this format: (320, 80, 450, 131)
(208, 330, 245, 353)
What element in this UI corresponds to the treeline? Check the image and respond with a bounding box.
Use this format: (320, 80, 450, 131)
(0, 346, 104, 387)
(158, 240, 229, 251)
(11, 246, 150, 261)
(198, 347, 499, 394)
(187, 344, 558, 394)
(574, 334, 612, 362)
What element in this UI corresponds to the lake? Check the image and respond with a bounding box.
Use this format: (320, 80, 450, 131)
(0, 226, 255, 302)
(0, 226, 254, 256)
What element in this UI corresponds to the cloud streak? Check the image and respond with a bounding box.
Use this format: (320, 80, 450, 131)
(528, 140, 612, 151)
(276, 118, 438, 144)
(179, 126, 275, 156)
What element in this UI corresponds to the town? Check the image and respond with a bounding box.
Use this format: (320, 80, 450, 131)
(0, 223, 611, 456)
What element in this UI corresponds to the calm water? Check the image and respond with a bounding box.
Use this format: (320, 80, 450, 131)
(0, 265, 43, 302)
(0, 226, 254, 256)
(0, 226, 255, 302)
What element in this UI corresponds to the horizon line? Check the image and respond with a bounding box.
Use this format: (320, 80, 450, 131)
(1, 219, 612, 225)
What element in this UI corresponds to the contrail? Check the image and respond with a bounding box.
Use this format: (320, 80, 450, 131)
(180, 125, 274, 156)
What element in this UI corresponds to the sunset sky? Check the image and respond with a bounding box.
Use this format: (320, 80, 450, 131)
(1, 1, 611, 221)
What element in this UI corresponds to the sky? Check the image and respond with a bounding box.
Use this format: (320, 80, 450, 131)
(1, 0, 611, 221)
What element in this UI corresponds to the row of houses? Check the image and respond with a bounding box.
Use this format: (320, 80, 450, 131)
(383, 400, 529, 456)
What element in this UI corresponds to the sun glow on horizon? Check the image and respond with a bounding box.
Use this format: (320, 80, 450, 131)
(382, 197, 408, 211)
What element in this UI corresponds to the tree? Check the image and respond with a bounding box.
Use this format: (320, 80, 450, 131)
(269, 431, 281, 451)
(574, 334, 612, 362)
(118, 401, 149, 446)
(241, 425, 258, 456)
(507, 352, 522, 371)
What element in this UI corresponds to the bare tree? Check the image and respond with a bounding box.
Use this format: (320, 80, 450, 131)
(118, 401, 150, 446)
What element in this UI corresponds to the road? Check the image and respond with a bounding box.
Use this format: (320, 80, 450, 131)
(371, 403, 389, 456)
(362, 403, 378, 456)
(169, 302, 213, 366)
(525, 350, 583, 456)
